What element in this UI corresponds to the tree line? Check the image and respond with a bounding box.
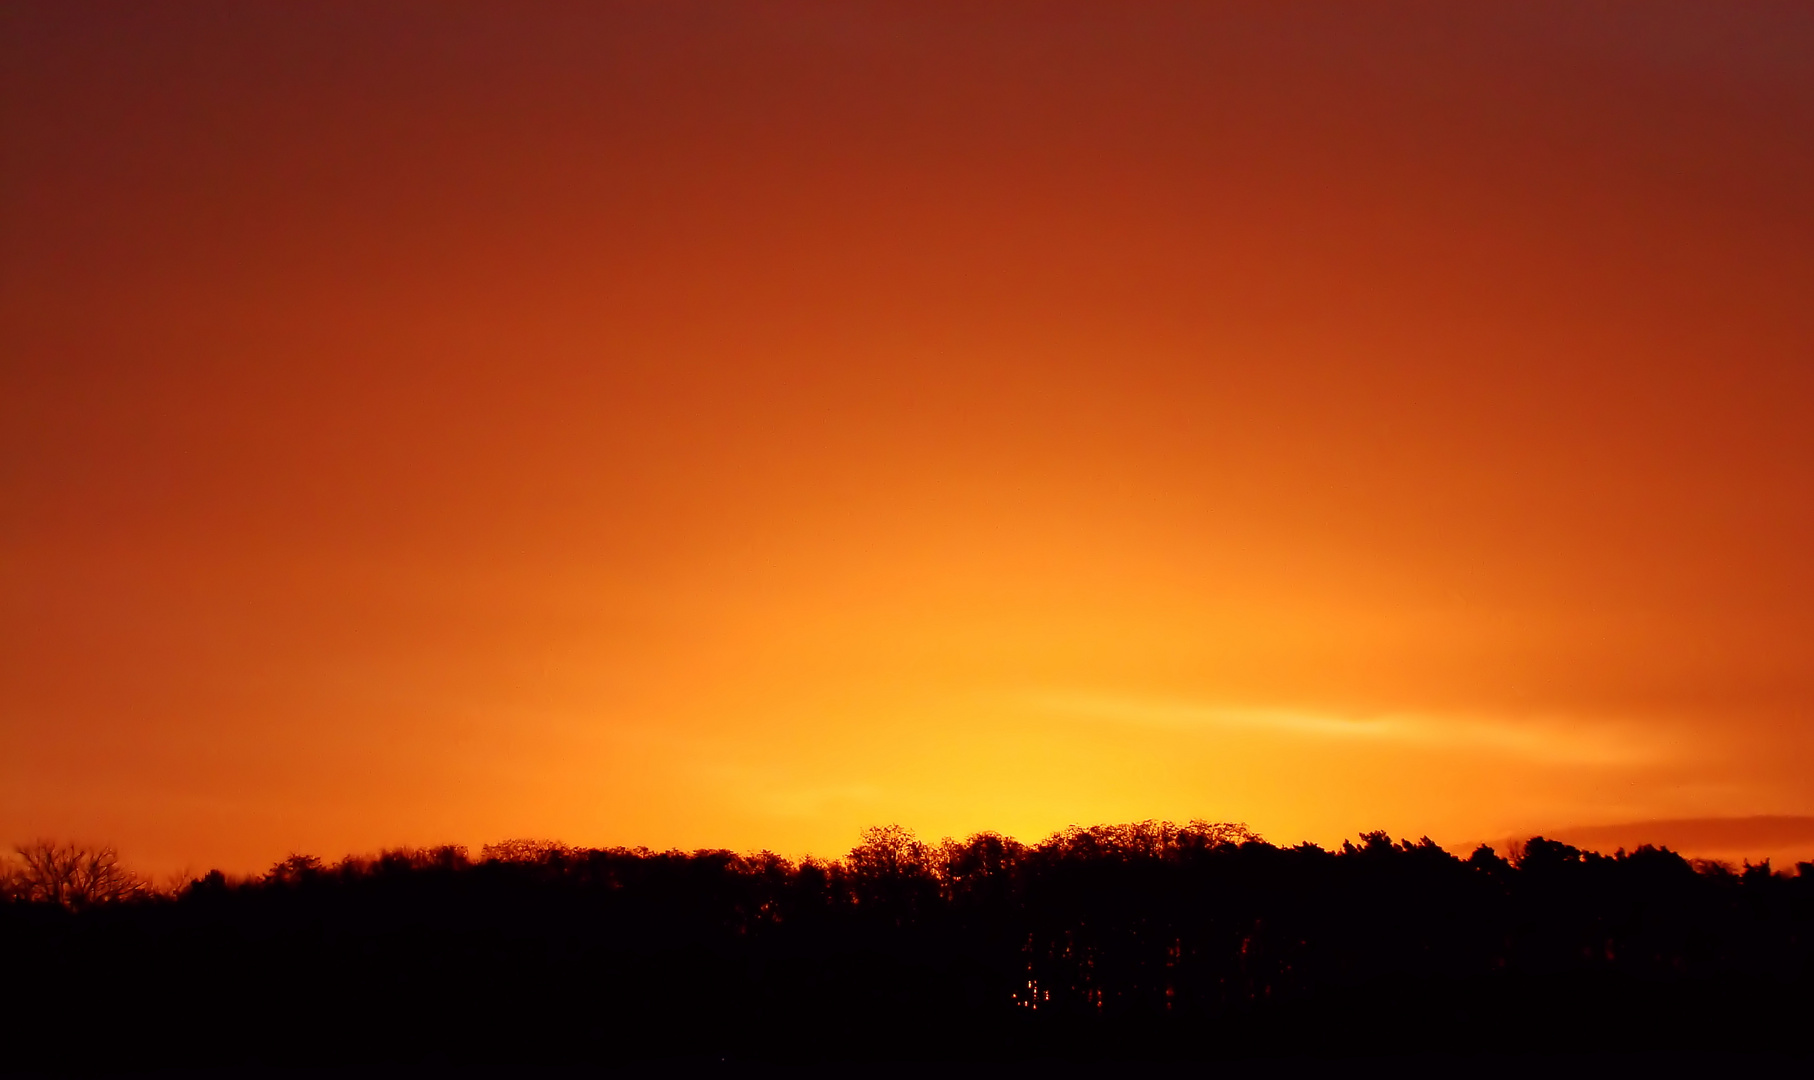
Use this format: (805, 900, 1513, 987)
(5, 823, 1811, 1066)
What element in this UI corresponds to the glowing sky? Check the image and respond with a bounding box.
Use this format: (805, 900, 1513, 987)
(5, 2, 1813, 874)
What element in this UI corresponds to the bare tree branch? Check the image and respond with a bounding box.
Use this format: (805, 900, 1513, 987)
(11, 840, 148, 908)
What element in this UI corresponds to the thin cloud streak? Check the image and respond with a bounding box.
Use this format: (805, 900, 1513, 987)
(1032, 693, 1670, 768)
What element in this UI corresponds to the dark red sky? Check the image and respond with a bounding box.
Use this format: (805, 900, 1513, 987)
(4, 1, 1813, 873)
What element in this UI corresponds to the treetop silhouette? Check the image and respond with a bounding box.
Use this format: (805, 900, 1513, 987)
(5, 823, 1810, 1066)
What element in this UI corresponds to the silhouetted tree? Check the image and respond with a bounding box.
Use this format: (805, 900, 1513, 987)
(480, 838, 571, 863)
(265, 853, 326, 886)
(10, 840, 146, 908)
(847, 824, 930, 879)
(4, 825, 1810, 1068)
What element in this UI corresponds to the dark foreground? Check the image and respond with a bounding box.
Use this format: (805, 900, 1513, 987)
(5, 825, 1812, 1070)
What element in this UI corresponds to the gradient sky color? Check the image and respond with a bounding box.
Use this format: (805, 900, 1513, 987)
(5, 1, 1813, 875)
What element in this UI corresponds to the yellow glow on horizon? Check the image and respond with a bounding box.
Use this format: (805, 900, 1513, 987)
(5, 2, 1812, 877)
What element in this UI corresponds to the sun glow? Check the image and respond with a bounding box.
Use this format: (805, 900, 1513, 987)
(4, 2, 1812, 876)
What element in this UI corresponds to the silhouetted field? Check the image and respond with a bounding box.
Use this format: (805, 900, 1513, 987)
(5, 824, 1812, 1069)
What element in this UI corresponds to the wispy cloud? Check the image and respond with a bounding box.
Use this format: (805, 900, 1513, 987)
(1029, 693, 1669, 767)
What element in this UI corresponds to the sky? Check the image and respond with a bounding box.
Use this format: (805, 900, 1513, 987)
(4, 1, 1813, 876)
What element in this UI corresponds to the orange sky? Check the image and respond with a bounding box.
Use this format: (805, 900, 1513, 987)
(4, 2, 1813, 875)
